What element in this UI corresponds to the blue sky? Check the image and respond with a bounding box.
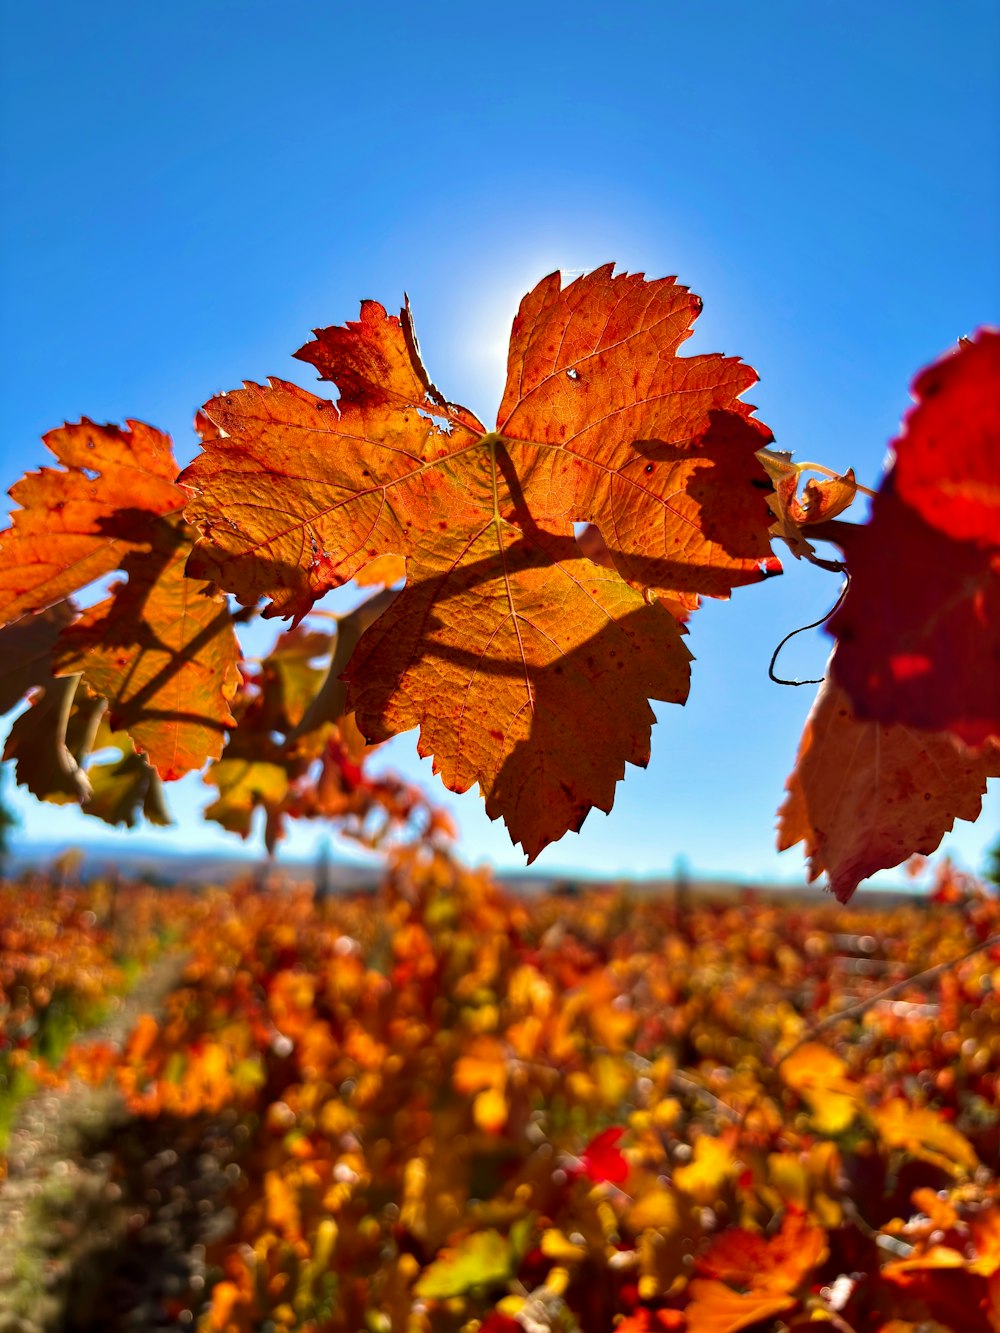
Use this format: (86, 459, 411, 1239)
(1, 1, 998, 884)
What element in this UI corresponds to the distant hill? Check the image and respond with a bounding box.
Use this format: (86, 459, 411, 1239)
(2, 837, 930, 909)
(5, 838, 381, 891)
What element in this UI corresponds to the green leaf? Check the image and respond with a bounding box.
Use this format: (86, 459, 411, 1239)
(413, 1229, 511, 1300)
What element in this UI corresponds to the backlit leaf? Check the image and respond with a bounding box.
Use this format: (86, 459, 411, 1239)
(84, 721, 171, 828)
(778, 670, 1000, 901)
(827, 489, 999, 750)
(892, 328, 1000, 550)
(53, 519, 241, 779)
(180, 268, 778, 854)
(0, 419, 185, 625)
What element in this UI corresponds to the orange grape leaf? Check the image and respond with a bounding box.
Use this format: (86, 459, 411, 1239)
(826, 475, 1000, 752)
(778, 670, 1000, 902)
(575, 521, 691, 623)
(353, 553, 406, 588)
(344, 555, 689, 858)
(52, 519, 240, 779)
(684, 1282, 797, 1333)
(892, 328, 1000, 550)
(180, 269, 777, 855)
(0, 419, 185, 625)
(686, 1210, 827, 1333)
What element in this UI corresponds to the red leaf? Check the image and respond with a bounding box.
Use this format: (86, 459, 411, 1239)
(827, 478, 1000, 748)
(580, 1126, 629, 1184)
(893, 328, 1000, 550)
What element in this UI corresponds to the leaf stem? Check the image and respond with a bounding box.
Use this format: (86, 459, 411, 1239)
(796, 462, 877, 499)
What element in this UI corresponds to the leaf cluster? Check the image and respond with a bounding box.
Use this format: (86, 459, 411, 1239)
(0, 272, 995, 897)
(22, 858, 1000, 1331)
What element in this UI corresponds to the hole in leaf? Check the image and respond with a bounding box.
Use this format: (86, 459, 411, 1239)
(566, 368, 580, 381)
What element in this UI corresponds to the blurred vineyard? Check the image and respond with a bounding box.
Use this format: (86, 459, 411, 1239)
(2, 854, 1000, 1333)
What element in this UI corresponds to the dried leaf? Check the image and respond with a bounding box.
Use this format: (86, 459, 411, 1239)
(778, 669, 1000, 901)
(757, 448, 857, 560)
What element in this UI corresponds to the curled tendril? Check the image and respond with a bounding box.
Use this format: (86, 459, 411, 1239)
(768, 575, 851, 686)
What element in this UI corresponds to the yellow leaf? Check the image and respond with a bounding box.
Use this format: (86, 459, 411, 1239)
(628, 1187, 681, 1232)
(780, 1042, 861, 1134)
(473, 1086, 508, 1134)
(873, 1099, 979, 1176)
(674, 1135, 736, 1203)
(540, 1229, 587, 1263)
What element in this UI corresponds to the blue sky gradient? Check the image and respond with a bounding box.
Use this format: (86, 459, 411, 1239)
(2, 1, 998, 883)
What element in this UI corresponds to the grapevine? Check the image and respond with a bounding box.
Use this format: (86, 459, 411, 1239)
(0, 269, 996, 901)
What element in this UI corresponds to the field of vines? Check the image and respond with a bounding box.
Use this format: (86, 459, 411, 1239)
(2, 854, 999, 1333)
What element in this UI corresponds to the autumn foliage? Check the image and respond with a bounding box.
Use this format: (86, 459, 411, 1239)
(0, 270, 997, 896)
(5, 858, 1000, 1330)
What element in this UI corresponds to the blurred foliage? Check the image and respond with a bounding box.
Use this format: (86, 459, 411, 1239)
(4, 855, 999, 1330)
